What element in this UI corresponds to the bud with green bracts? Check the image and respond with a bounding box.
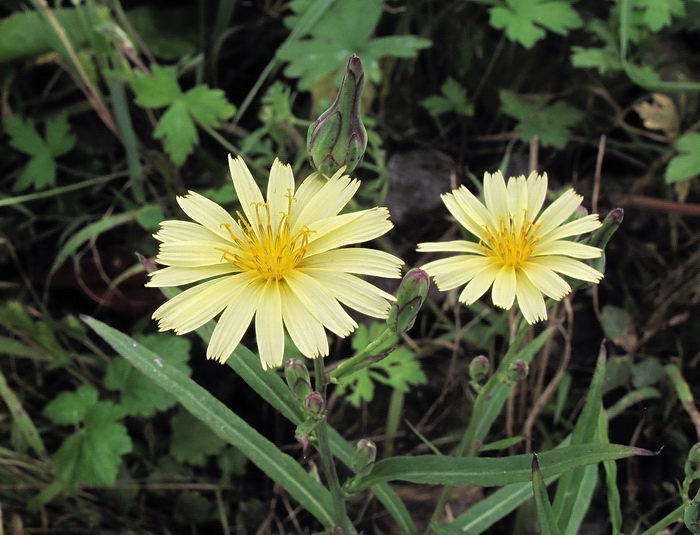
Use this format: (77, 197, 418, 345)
(469, 355, 490, 383)
(352, 439, 377, 476)
(686, 501, 700, 534)
(285, 358, 312, 401)
(303, 391, 325, 417)
(588, 207, 623, 274)
(506, 360, 529, 383)
(387, 268, 430, 334)
(307, 55, 367, 176)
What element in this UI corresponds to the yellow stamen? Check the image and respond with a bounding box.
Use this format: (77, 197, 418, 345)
(216, 191, 314, 281)
(480, 213, 539, 269)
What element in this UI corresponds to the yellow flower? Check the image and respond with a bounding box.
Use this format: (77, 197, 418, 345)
(417, 171, 603, 323)
(147, 156, 403, 369)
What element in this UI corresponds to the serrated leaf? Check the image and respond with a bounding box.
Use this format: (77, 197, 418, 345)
(5, 115, 46, 156)
(489, 0, 582, 48)
(52, 402, 132, 488)
(665, 132, 700, 183)
(45, 114, 77, 156)
(421, 77, 474, 117)
(153, 100, 198, 165)
(132, 65, 182, 107)
(337, 325, 425, 407)
(104, 333, 192, 417)
(13, 152, 57, 192)
(636, 0, 685, 31)
(571, 46, 621, 74)
(500, 90, 582, 148)
(170, 409, 227, 466)
(183, 85, 235, 127)
(43, 384, 99, 425)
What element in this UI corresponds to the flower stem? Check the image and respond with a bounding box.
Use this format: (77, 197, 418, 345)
(328, 327, 395, 382)
(426, 319, 531, 533)
(314, 357, 354, 534)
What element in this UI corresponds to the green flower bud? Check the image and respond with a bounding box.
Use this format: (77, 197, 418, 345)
(303, 391, 325, 417)
(685, 443, 700, 480)
(285, 358, 312, 401)
(387, 268, 430, 334)
(307, 55, 367, 176)
(352, 439, 377, 476)
(469, 355, 490, 383)
(506, 360, 529, 383)
(587, 207, 623, 278)
(685, 501, 700, 534)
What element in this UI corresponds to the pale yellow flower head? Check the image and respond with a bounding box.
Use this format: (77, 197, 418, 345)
(418, 171, 603, 324)
(148, 156, 403, 369)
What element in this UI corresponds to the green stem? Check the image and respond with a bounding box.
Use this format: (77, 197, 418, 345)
(314, 357, 354, 533)
(426, 320, 530, 533)
(329, 327, 395, 382)
(637, 504, 683, 535)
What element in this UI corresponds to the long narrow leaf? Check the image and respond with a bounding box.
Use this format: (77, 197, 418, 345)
(83, 315, 336, 528)
(599, 407, 622, 534)
(352, 443, 653, 491)
(532, 454, 563, 535)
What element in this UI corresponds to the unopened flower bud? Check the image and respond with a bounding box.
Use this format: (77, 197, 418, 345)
(686, 501, 700, 534)
(387, 268, 430, 334)
(686, 443, 700, 480)
(587, 208, 624, 250)
(469, 355, 490, 383)
(285, 358, 312, 401)
(307, 55, 367, 176)
(506, 360, 529, 383)
(303, 391, 325, 417)
(352, 439, 377, 475)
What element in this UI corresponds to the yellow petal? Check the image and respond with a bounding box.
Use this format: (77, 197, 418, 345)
(294, 174, 360, 231)
(422, 255, 493, 291)
(255, 282, 285, 369)
(538, 214, 601, 242)
(157, 240, 234, 267)
(228, 155, 264, 225)
(520, 262, 571, 299)
(515, 272, 547, 323)
(147, 264, 239, 287)
(300, 248, 403, 278)
(535, 189, 582, 236)
(417, 240, 483, 254)
(155, 220, 229, 244)
(525, 171, 547, 218)
(305, 208, 393, 257)
(443, 189, 491, 241)
(533, 240, 601, 259)
(458, 262, 500, 304)
(532, 256, 603, 282)
(305, 270, 394, 318)
(280, 283, 329, 358)
(492, 264, 516, 309)
(266, 159, 296, 231)
(484, 171, 509, 220)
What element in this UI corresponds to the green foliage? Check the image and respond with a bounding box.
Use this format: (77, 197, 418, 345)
(489, 0, 583, 49)
(5, 114, 76, 192)
(169, 409, 228, 466)
(635, 0, 685, 31)
(421, 77, 474, 118)
(499, 90, 583, 148)
(666, 133, 700, 184)
(104, 333, 192, 417)
(131, 65, 235, 165)
(278, 0, 431, 89)
(335, 324, 426, 408)
(43, 385, 132, 488)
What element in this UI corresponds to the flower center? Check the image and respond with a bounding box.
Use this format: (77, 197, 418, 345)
(480, 214, 539, 269)
(217, 191, 313, 281)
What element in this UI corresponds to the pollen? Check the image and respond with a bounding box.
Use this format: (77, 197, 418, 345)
(217, 191, 313, 280)
(480, 213, 539, 269)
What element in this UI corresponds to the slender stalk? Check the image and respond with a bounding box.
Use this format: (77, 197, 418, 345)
(426, 320, 531, 533)
(329, 327, 395, 382)
(314, 357, 354, 534)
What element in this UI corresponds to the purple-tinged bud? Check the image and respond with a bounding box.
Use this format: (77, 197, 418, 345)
(587, 208, 624, 250)
(686, 501, 700, 534)
(469, 355, 490, 383)
(387, 268, 430, 334)
(307, 55, 367, 176)
(506, 360, 529, 383)
(285, 358, 312, 401)
(303, 391, 325, 417)
(352, 439, 377, 476)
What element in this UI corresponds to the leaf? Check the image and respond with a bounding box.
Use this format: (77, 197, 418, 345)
(170, 409, 227, 466)
(570, 46, 621, 74)
(103, 333, 192, 417)
(43, 384, 100, 425)
(83, 315, 336, 528)
(5, 115, 46, 156)
(278, 0, 431, 89)
(532, 454, 564, 535)
(489, 0, 583, 48)
(153, 101, 199, 165)
(13, 152, 57, 192)
(183, 86, 236, 128)
(636, 0, 685, 31)
(51, 402, 132, 488)
(666, 133, 700, 184)
(500, 90, 583, 149)
(421, 77, 474, 118)
(131, 65, 182, 108)
(45, 114, 77, 157)
(336, 324, 426, 407)
(351, 443, 653, 492)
